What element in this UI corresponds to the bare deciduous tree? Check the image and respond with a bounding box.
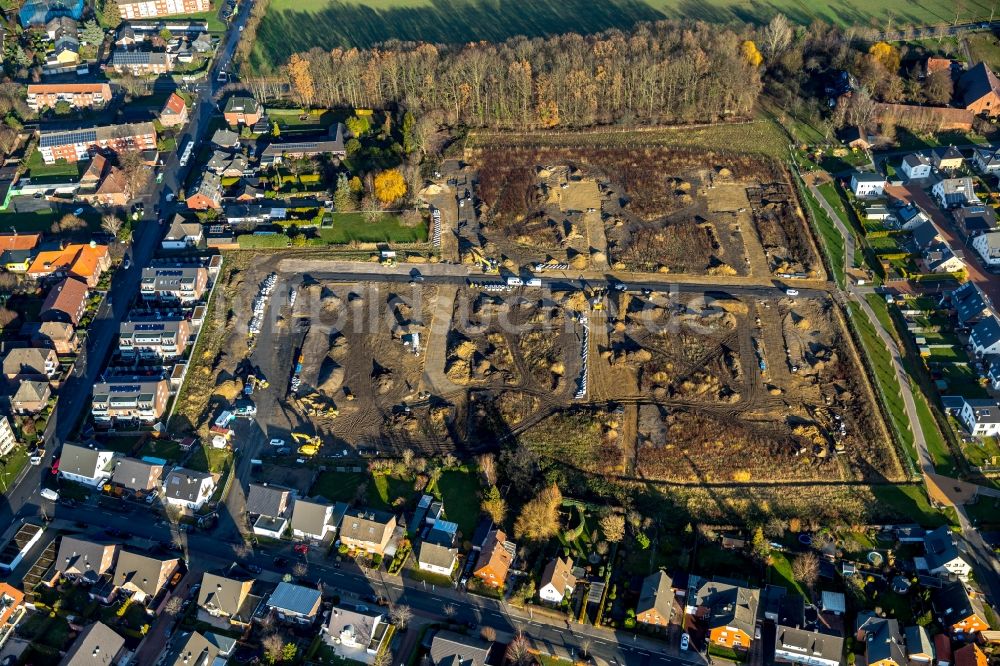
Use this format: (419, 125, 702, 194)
(481, 626, 497, 642)
(119, 150, 150, 199)
(261, 633, 285, 664)
(101, 214, 123, 238)
(478, 453, 497, 486)
(505, 631, 532, 666)
(761, 14, 793, 59)
(793, 552, 820, 590)
(442, 604, 456, 618)
(389, 604, 412, 629)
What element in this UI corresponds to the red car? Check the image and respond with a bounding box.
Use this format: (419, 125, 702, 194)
(293, 544, 309, 554)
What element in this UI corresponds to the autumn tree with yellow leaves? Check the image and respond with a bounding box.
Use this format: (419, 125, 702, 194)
(742, 41, 763, 67)
(373, 169, 407, 206)
(287, 53, 314, 107)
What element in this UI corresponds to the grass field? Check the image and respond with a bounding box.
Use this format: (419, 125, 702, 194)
(24, 149, 86, 181)
(800, 178, 846, 287)
(320, 213, 427, 243)
(433, 470, 481, 537)
(967, 32, 1000, 72)
(252, 0, 994, 69)
(871, 484, 956, 527)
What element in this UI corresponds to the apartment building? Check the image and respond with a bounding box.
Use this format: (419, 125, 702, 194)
(38, 122, 156, 164)
(119, 316, 191, 360)
(0, 417, 17, 456)
(92, 377, 169, 425)
(27, 83, 112, 111)
(140, 265, 208, 303)
(110, 49, 173, 75)
(118, 0, 208, 20)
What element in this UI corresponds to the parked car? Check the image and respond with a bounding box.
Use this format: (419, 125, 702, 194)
(40, 488, 59, 501)
(269, 438, 286, 447)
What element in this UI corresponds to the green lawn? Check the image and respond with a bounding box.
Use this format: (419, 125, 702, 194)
(252, 0, 995, 69)
(237, 234, 292, 248)
(926, 347, 968, 362)
(24, 149, 86, 181)
(369, 473, 413, 510)
(848, 301, 917, 466)
(0, 447, 29, 494)
(160, 8, 227, 32)
(965, 497, 1000, 528)
(967, 32, 1000, 72)
(138, 438, 183, 462)
(768, 552, 806, 598)
(188, 445, 231, 473)
(799, 179, 846, 287)
(871, 484, 956, 528)
(433, 470, 481, 537)
(321, 213, 427, 244)
(312, 471, 367, 503)
(962, 436, 1000, 468)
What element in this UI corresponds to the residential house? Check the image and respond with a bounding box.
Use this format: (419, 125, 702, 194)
(38, 123, 156, 164)
(0, 417, 16, 456)
(206, 150, 248, 178)
(690, 580, 760, 650)
(901, 153, 933, 179)
(955, 644, 988, 666)
(954, 205, 997, 237)
(0, 233, 41, 272)
(246, 483, 293, 538)
(56, 536, 118, 583)
(224, 203, 287, 225)
(197, 573, 258, 626)
(110, 457, 163, 493)
(970, 316, 1000, 355)
(936, 634, 953, 666)
(856, 614, 905, 666)
(473, 529, 513, 589)
(959, 62, 1000, 117)
(163, 468, 215, 511)
(865, 205, 894, 223)
(140, 265, 208, 303)
(290, 498, 339, 541)
(839, 126, 873, 150)
(47, 16, 79, 65)
(58, 443, 115, 486)
(972, 231, 1000, 266)
(92, 377, 169, 425)
(923, 243, 964, 273)
(774, 626, 844, 666)
(161, 215, 203, 250)
(850, 172, 885, 198)
(210, 128, 240, 149)
(233, 180, 265, 201)
(159, 92, 188, 127)
(186, 171, 222, 210)
(323, 605, 391, 661)
(26, 82, 112, 111)
(260, 123, 346, 165)
(905, 625, 935, 663)
(223, 94, 262, 127)
(28, 244, 110, 287)
(59, 621, 125, 666)
(898, 204, 931, 230)
(119, 315, 191, 360)
(22, 321, 79, 355)
(340, 509, 397, 555)
(429, 631, 497, 666)
(951, 281, 989, 326)
(538, 556, 576, 604)
(40, 277, 89, 325)
(82, 166, 128, 208)
(113, 550, 179, 603)
(919, 526, 972, 579)
(266, 582, 322, 624)
(933, 178, 980, 209)
(163, 631, 219, 666)
(417, 540, 458, 577)
(0, 583, 26, 648)
(932, 581, 991, 636)
(635, 570, 673, 626)
(934, 146, 964, 171)
(957, 396, 1000, 437)
(9, 380, 51, 414)
(973, 146, 1000, 173)
(117, 0, 209, 20)
(2, 347, 59, 380)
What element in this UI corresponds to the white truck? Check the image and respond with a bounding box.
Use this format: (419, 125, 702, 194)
(506, 277, 523, 286)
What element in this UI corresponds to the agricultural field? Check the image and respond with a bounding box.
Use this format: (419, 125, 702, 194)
(459, 145, 822, 279)
(251, 0, 992, 69)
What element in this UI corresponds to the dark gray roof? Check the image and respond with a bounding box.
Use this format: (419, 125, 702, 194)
(905, 625, 933, 658)
(111, 457, 162, 491)
(267, 581, 321, 616)
(223, 94, 259, 115)
(111, 49, 169, 66)
(246, 483, 290, 518)
(694, 580, 759, 636)
(340, 509, 395, 544)
(114, 549, 178, 597)
(912, 220, 940, 249)
(56, 536, 117, 581)
(60, 443, 110, 478)
(971, 316, 1000, 350)
(932, 581, 984, 628)
(637, 570, 673, 619)
(59, 621, 124, 666)
(852, 171, 885, 183)
(775, 625, 845, 665)
(164, 468, 213, 502)
(211, 128, 239, 148)
(953, 281, 989, 324)
(261, 123, 346, 159)
(924, 526, 963, 571)
(429, 630, 494, 666)
(291, 498, 332, 535)
(903, 153, 931, 169)
(856, 614, 905, 666)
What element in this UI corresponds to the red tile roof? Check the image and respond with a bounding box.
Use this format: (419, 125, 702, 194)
(162, 92, 186, 116)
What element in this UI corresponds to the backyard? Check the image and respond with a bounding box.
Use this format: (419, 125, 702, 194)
(432, 469, 481, 537)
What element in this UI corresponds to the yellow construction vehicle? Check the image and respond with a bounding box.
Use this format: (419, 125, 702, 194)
(297, 392, 339, 418)
(585, 284, 605, 311)
(291, 432, 322, 456)
(469, 247, 499, 274)
(380, 251, 397, 267)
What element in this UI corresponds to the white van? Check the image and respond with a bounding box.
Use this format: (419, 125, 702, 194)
(40, 488, 59, 501)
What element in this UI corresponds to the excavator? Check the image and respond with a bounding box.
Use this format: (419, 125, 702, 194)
(295, 391, 339, 419)
(584, 283, 605, 311)
(469, 247, 499, 274)
(243, 374, 270, 396)
(291, 432, 322, 456)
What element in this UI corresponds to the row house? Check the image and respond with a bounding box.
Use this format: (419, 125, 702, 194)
(26, 82, 111, 111)
(117, 0, 208, 20)
(119, 315, 191, 360)
(21, 321, 79, 356)
(38, 122, 156, 164)
(91, 377, 169, 425)
(2, 347, 59, 381)
(110, 48, 173, 75)
(0, 233, 41, 272)
(39, 277, 88, 326)
(140, 265, 208, 303)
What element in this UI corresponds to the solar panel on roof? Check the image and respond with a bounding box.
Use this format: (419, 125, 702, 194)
(39, 129, 96, 147)
(134, 323, 166, 331)
(110, 385, 142, 392)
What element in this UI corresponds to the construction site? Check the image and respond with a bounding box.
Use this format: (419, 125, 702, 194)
(173, 249, 903, 486)
(458, 145, 825, 279)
